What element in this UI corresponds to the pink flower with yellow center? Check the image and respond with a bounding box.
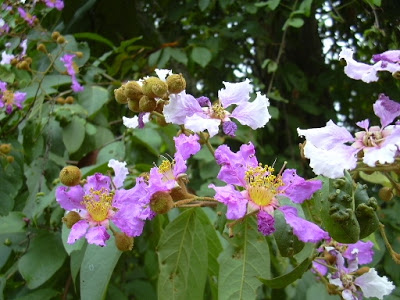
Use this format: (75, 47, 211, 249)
(209, 142, 328, 242)
(0, 81, 26, 114)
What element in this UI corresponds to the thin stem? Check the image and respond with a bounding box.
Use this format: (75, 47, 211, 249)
(179, 202, 218, 208)
(200, 132, 215, 156)
(378, 222, 400, 264)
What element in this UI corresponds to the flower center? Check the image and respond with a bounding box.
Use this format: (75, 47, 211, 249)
(3, 90, 15, 106)
(362, 130, 383, 147)
(158, 159, 175, 181)
(82, 188, 114, 222)
(245, 164, 283, 207)
(211, 101, 226, 119)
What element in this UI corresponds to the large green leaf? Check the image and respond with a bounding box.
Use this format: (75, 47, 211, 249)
(62, 116, 86, 154)
(218, 217, 271, 300)
(157, 208, 208, 300)
(78, 85, 109, 117)
(191, 47, 212, 67)
(18, 232, 67, 289)
(80, 236, 121, 300)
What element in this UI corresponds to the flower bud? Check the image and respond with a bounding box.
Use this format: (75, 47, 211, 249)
(124, 81, 143, 102)
(114, 86, 128, 104)
(59, 165, 82, 186)
(355, 266, 370, 275)
(128, 99, 140, 112)
(379, 187, 393, 202)
(150, 191, 174, 214)
(17, 61, 29, 70)
(62, 211, 81, 229)
(56, 97, 65, 104)
(114, 232, 134, 251)
(393, 71, 400, 80)
(56, 36, 66, 44)
(155, 101, 164, 113)
(166, 74, 186, 94)
(24, 57, 32, 65)
(4, 238, 11, 246)
(156, 116, 168, 127)
(75, 51, 84, 58)
(6, 155, 14, 163)
(51, 31, 60, 40)
(65, 96, 74, 104)
(37, 43, 47, 53)
(199, 132, 209, 144)
(10, 58, 18, 66)
(142, 77, 168, 98)
(0, 143, 12, 154)
(139, 95, 157, 112)
(170, 186, 190, 201)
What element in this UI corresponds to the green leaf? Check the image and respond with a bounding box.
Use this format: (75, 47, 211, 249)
(18, 232, 67, 289)
(0, 212, 26, 235)
(62, 116, 86, 154)
(259, 257, 312, 288)
(13, 288, 59, 300)
(199, 0, 210, 11)
(283, 17, 304, 30)
(62, 223, 85, 255)
(218, 217, 271, 300)
(157, 208, 208, 300)
(74, 32, 116, 49)
(80, 236, 121, 300)
(191, 47, 212, 67)
(78, 85, 109, 117)
(167, 48, 188, 65)
(266, 0, 280, 10)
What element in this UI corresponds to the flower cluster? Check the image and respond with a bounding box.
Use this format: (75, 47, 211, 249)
(312, 240, 394, 300)
(18, 7, 38, 27)
(209, 142, 329, 242)
(44, 0, 64, 10)
(0, 81, 27, 114)
(60, 54, 84, 93)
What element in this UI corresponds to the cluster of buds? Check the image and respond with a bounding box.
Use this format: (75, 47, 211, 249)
(114, 72, 186, 114)
(0, 143, 14, 163)
(51, 31, 66, 44)
(11, 56, 32, 70)
(55, 96, 74, 105)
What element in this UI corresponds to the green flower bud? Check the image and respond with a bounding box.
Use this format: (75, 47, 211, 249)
(51, 31, 60, 40)
(139, 95, 157, 112)
(114, 232, 134, 251)
(37, 43, 47, 53)
(128, 98, 140, 112)
(379, 186, 393, 202)
(62, 211, 81, 229)
(124, 81, 143, 102)
(6, 155, 14, 163)
(142, 77, 168, 98)
(59, 165, 82, 186)
(170, 186, 188, 201)
(166, 74, 186, 94)
(65, 96, 74, 104)
(56, 97, 66, 105)
(114, 86, 128, 104)
(0, 143, 12, 154)
(150, 191, 174, 214)
(56, 36, 66, 44)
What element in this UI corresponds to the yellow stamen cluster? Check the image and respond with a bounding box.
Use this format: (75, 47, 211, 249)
(362, 131, 383, 147)
(211, 101, 226, 119)
(158, 159, 175, 181)
(82, 188, 114, 222)
(3, 90, 15, 106)
(245, 164, 283, 207)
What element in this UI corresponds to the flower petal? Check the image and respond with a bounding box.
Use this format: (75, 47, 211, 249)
(280, 169, 322, 203)
(218, 79, 252, 107)
(67, 220, 89, 244)
(184, 114, 221, 137)
(354, 269, 395, 300)
(56, 185, 85, 210)
(108, 159, 128, 189)
(209, 184, 247, 219)
(174, 133, 200, 160)
(85, 226, 110, 246)
(163, 91, 203, 125)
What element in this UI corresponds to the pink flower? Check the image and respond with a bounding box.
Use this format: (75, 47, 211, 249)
(18, 7, 37, 27)
(0, 81, 27, 114)
(44, 0, 64, 10)
(60, 54, 84, 93)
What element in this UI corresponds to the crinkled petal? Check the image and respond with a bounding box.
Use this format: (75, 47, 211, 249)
(280, 169, 322, 203)
(312, 259, 328, 276)
(67, 220, 89, 244)
(231, 92, 271, 129)
(174, 133, 200, 160)
(108, 159, 128, 189)
(86, 226, 110, 246)
(257, 211, 275, 235)
(163, 91, 203, 124)
(343, 241, 374, 265)
(339, 48, 380, 83)
(56, 185, 85, 210)
(302, 142, 359, 178)
(222, 120, 237, 137)
(112, 199, 146, 237)
(218, 79, 252, 107)
(373, 50, 400, 63)
(155, 69, 172, 81)
(209, 184, 247, 219)
(298, 120, 354, 150)
(184, 114, 221, 137)
(84, 173, 111, 192)
(215, 143, 258, 186)
(362, 143, 398, 167)
(356, 119, 369, 130)
(0, 51, 15, 65)
(122, 116, 139, 128)
(373, 94, 400, 127)
(354, 269, 395, 300)
(341, 289, 356, 300)
(279, 206, 330, 243)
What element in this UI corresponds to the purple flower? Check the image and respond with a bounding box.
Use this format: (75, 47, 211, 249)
(1, 51, 15, 65)
(44, 0, 64, 10)
(60, 54, 84, 93)
(339, 48, 400, 83)
(0, 81, 27, 114)
(164, 79, 271, 137)
(209, 142, 328, 242)
(0, 18, 10, 35)
(298, 94, 400, 178)
(313, 240, 394, 300)
(18, 7, 37, 27)
(56, 160, 148, 246)
(122, 113, 150, 129)
(173, 133, 201, 160)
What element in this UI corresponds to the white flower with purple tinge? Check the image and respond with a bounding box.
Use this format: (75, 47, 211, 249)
(339, 48, 400, 83)
(163, 79, 271, 137)
(313, 240, 394, 300)
(55, 160, 148, 246)
(0, 18, 10, 35)
(0, 81, 27, 114)
(60, 54, 84, 93)
(209, 142, 328, 242)
(298, 94, 400, 178)
(0, 51, 15, 65)
(122, 113, 150, 129)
